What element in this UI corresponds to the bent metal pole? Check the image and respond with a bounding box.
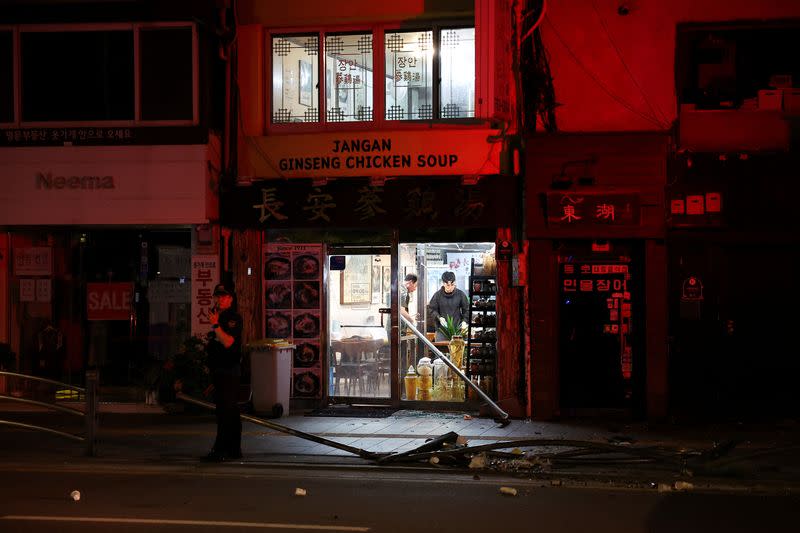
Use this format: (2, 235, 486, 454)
(400, 315, 510, 425)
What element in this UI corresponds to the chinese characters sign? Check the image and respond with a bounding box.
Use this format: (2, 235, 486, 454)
(190, 255, 220, 337)
(546, 192, 640, 228)
(560, 261, 634, 380)
(227, 175, 512, 229)
(263, 244, 323, 399)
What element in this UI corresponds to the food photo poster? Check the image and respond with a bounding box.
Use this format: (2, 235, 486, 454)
(263, 244, 323, 398)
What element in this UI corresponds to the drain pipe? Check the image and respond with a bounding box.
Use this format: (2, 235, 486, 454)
(400, 315, 510, 426)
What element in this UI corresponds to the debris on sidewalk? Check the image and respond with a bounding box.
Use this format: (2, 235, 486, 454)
(463, 414, 473, 420)
(70, 490, 81, 501)
(499, 486, 518, 496)
(469, 454, 487, 469)
(294, 487, 307, 497)
(674, 481, 694, 491)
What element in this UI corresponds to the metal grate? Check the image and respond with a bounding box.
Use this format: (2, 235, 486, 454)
(357, 34, 373, 53)
(326, 36, 343, 55)
(442, 103, 461, 119)
(304, 36, 319, 55)
(303, 108, 319, 122)
(386, 33, 404, 53)
(272, 38, 291, 57)
(386, 105, 405, 120)
(357, 106, 373, 121)
(273, 108, 292, 123)
(417, 104, 433, 120)
(328, 108, 345, 122)
(442, 30, 460, 48)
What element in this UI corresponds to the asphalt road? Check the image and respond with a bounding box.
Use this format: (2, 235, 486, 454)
(0, 464, 797, 533)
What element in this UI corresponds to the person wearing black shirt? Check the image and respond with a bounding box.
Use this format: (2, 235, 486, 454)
(204, 283, 243, 462)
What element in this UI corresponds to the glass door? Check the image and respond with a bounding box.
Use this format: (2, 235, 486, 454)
(326, 248, 392, 402)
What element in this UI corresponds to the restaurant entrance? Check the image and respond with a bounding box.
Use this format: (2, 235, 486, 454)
(326, 247, 393, 403)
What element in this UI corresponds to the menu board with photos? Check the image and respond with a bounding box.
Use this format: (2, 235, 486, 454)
(263, 244, 323, 399)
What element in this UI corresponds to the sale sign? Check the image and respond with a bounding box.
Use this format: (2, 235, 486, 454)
(87, 282, 133, 321)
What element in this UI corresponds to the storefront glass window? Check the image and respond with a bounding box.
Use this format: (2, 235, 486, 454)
(398, 242, 495, 403)
(272, 34, 320, 124)
(439, 28, 475, 119)
(384, 30, 433, 121)
(325, 33, 373, 122)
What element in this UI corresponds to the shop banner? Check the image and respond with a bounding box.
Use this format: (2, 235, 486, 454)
(190, 255, 220, 338)
(223, 175, 514, 229)
(263, 244, 323, 399)
(87, 282, 133, 321)
(243, 129, 502, 179)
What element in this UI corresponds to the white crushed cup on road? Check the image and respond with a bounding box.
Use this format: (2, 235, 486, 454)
(429, 456, 440, 465)
(499, 486, 518, 496)
(674, 481, 694, 491)
(294, 488, 307, 497)
(70, 490, 81, 501)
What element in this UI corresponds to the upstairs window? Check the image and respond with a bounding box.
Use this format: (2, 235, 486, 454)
(440, 28, 475, 119)
(1, 23, 197, 126)
(326, 32, 373, 122)
(0, 30, 14, 124)
(271, 34, 320, 124)
(269, 25, 475, 127)
(385, 30, 433, 120)
(21, 30, 134, 121)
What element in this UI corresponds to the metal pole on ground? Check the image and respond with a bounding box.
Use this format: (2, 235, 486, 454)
(399, 315, 510, 425)
(85, 367, 98, 457)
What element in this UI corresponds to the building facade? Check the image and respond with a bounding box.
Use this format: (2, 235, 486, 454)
(0, 0, 229, 396)
(224, 0, 527, 412)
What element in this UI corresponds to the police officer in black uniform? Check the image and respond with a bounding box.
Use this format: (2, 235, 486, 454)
(204, 283, 243, 462)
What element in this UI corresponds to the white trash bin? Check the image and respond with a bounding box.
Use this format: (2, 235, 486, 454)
(249, 342, 294, 417)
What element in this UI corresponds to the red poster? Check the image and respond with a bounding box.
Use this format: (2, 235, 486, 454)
(87, 282, 133, 321)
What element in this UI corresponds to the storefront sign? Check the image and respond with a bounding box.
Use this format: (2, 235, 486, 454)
(224, 175, 514, 229)
(87, 282, 133, 321)
(190, 255, 220, 337)
(263, 244, 323, 399)
(0, 145, 213, 225)
(13, 247, 52, 276)
(546, 192, 640, 228)
(243, 129, 502, 178)
(0, 126, 205, 147)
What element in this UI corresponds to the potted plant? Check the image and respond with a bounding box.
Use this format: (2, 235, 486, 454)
(437, 316, 467, 369)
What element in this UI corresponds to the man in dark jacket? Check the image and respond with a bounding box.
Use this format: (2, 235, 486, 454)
(204, 283, 243, 462)
(427, 271, 469, 341)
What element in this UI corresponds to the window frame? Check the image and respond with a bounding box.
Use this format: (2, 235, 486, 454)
(2, 22, 198, 128)
(265, 20, 478, 134)
(0, 26, 19, 128)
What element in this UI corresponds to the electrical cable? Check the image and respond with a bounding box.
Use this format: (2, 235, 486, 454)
(589, 0, 670, 127)
(544, 15, 665, 129)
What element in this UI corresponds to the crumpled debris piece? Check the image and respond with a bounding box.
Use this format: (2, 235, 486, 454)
(456, 435, 469, 446)
(70, 490, 81, 502)
(469, 453, 487, 469)
(499, 486, 518, 496)
(674, 481, 694, 491)
(463, 414, 473, 420)
(294, 488, 307, 497)
(429, 456, 440, 465)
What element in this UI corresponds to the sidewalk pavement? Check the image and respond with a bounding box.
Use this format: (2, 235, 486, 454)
(1, 400, 799, 491)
